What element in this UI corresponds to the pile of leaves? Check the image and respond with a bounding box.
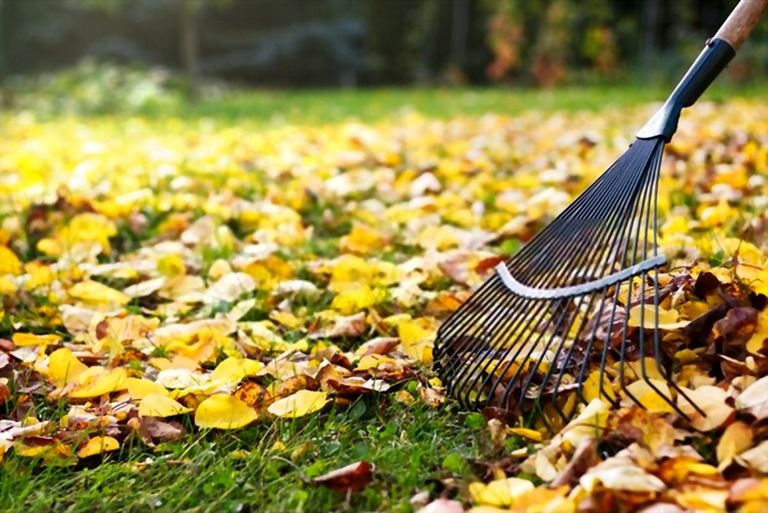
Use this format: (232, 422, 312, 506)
(1, 99, 768, 512)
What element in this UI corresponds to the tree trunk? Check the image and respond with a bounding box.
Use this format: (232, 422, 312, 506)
(178, 0, 200, 98)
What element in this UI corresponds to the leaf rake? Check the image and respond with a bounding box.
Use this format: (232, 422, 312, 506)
(433, 0, 768, 425)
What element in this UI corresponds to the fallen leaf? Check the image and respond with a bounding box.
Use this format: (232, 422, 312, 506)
(579, 461, 666, 492)
(468, 477, 535, 507)
(717, 421, 753, 470)
(735, 439, 768, 473)
(138, 394, 191, 418)
(77, 436, 119, 458)
(69, 280, 130, 306)
(677, 386, 734, 431)
(126, 377, 169, 399)
(397, 317, 436, 364)
(627, 305, 689, 330)
(267, 389, 329, 418)
(70, 368, 128, 398)
(624, 379, 676, 413)
(312, 460, 374, 492)
(48, 348, 88, 386)
(194, 394, 258, 429)
(12, 332, 61, 347)
(134, 416, 185, 445)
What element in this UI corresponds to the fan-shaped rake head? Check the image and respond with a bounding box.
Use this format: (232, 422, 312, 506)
(433, 137, 705, 426)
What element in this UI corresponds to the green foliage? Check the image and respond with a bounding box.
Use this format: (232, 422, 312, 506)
(3, 60, 190, 115)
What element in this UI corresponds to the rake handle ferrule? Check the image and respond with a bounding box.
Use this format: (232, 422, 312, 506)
(637, 0, 767, 141)
(636, 38, 735, 141)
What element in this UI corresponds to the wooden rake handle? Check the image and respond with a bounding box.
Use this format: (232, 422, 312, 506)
(715, 0, 768, 50)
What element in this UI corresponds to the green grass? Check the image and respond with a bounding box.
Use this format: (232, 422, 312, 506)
(145, 83, 768, 123)
(2, 398, 507, 513)
(3, 83, 767, 512)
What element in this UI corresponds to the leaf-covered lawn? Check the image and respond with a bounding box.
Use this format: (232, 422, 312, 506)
(2, 92, 768, 512)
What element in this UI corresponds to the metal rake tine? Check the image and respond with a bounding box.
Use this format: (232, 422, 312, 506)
(615, 145, 661, 409)
(532, 293, 598, 424)
(453, 296, 553, 409)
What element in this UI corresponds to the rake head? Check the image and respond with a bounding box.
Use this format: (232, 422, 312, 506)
(433, 136, 705, 425)
(433, 37, 738, 426)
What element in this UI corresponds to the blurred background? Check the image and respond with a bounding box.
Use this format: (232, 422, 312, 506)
(1, 0, 767, 114)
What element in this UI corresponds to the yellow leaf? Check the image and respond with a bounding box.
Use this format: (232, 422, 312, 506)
(269, 310, 301, 329)
(624, 379, 676, 413)
(355, 354, 396, 371)
(157, 253, 187, 277)
(63, 213, 117, 254)
(468, 477, 534, 507)
(717, 421, 753, 470)
(746, 310, 768, 355)
(331, 285, 386, 314)
(397, 317, 435, 364)
(70, 368, 128, 398)
(12, 332, 61, 347)
(698, 199, 738, 228)
(675, 488, 729, 512)
(506, 427, 542, 442)
(126, 378, 169, 399)
(0, 246, 22, 275)
(69, 280, 130, 306)
(562, 400, 610, 447)
(267, 389, 329, 418)
(627, 305, 689, 330)
(48, 348, 88, 386)
(194, 394, 258, 429)
(211, 357, 265, 385)
(340, 223, 390, 255)
(0, 276, 17, 295)
(76, 436, 119, 458)
(25, 261, 56, 289)
(139, 393, 191, 417)
(582, 370, 617, 403)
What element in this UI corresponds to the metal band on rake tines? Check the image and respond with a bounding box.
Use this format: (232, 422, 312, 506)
(494, 255, 667, 300)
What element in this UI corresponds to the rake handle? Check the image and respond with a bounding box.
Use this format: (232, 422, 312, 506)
(715, 0, 768, 50)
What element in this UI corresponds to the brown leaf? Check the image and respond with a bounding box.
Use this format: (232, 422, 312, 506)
(713, 306, 757, 340)
(233, 381, 268, 409)
(0, 381, 9, 406)
(313, 312, 368, 339)
(356, 337, 399, 356)
(551, 437, 599, 487)
(0, 338, 15, 352)
(273, 375, 319, 399)
(312, 460, 374, 492)
(683, 304, 729, 345)
(129, 416, 185, 446)
(693, 272, 722, 298)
